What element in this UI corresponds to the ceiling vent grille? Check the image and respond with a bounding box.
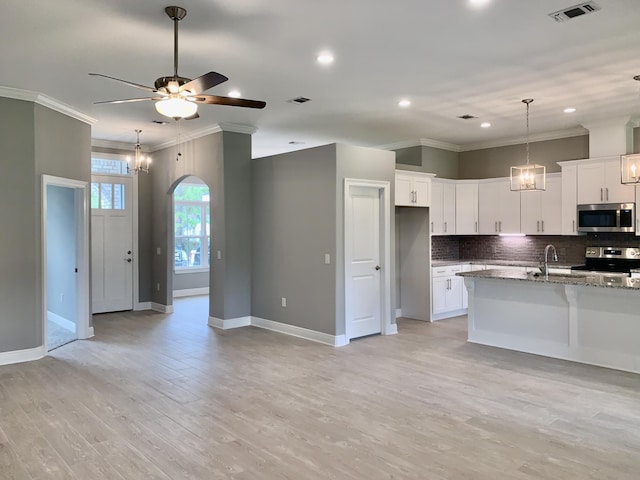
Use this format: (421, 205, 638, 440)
(549, 2, 601, 22)
(457, 114, 477, 120)
(289, 96, 311, 104)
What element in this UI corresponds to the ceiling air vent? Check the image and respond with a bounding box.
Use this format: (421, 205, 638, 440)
(457, 114, 477, 120)
(289, 96, 311, 104)
(549, 2, 600, 22)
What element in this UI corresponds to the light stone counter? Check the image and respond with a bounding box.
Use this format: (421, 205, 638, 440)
(460, 270, 640, 374)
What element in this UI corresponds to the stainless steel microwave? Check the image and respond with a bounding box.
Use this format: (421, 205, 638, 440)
(577, 203, 635, 233)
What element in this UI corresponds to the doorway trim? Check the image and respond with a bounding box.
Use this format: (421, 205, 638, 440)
(343, 178, 394, 342)
(42, 175, 92, 353)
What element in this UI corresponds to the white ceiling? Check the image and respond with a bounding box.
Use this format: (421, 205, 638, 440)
(3, 0, 640, 158)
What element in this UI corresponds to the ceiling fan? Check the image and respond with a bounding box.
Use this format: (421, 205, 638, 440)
(90, 6, 266, 119)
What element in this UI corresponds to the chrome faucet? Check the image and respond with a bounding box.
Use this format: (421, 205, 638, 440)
(540, 244, 558, 277)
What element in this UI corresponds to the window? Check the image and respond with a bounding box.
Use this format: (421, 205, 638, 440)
(174, 180, 210, 270)
(91, 157, 129, 175)
(91, 182, 126, 210)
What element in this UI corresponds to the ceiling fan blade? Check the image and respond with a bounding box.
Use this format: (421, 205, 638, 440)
(191, 94, 266, 109)
(89, 73, 157, 93)
(94, 97, 162, 105)
(181, 72, 228, 94)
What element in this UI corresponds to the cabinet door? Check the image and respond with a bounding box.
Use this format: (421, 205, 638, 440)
(442, 183, 456, 234)
(395, 175, 413, 206)
(577, 163, 605, 204)
(604, 158, 634, 203)
(456, 183, 479, 235)
(447, 275, 464, 311)
(413, 177, 431, 207)
(562, 165, 578, 235)
(497, 180, 521, 234)
(432, 276, 449, 314)
(520, 190, 541, 235)
(478, 182, 500, 234)
(431, 181, 444, 235)
(540, 176, 562, 234)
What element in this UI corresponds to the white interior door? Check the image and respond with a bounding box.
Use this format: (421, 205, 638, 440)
(91, 175, 133, 313)
(346, 185, 383, 339)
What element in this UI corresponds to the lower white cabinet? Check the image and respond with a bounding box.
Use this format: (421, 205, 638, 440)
(432, 264, 465, 320)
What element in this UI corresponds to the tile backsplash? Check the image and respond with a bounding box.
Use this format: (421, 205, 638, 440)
(432, 233, 640, 265)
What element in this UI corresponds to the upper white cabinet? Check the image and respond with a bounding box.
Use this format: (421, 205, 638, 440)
(561, 164, 579, 235)
(576, 157, 634, 204)
(478, 178, 521, 234)
(431, 179, 456, 235)
(455, 182, 479, 235)
(520, 174, 562, 235)
(395, 171, 434, 207)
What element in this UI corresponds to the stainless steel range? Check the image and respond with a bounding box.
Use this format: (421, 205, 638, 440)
(571, 246, 640, 276)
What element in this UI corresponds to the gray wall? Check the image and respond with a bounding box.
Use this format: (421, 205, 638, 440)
(458, 135, 589, 179)
(396, 145, 459, 178)
(174, 271, 209, 291)
(252, 144, 337, 334)
(335, 144, 397, 336)
(46, 185, 77, 323)
(0, 98, 90, 353)
(149, 131, 252, 320)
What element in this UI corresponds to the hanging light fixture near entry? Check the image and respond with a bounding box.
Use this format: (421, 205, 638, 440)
(127, 129, 151, 174)
(620, 76, 640, 184)
(510, 99, 546, 191)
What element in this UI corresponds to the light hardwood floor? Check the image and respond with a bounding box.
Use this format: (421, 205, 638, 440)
(1, 296, 640, 479)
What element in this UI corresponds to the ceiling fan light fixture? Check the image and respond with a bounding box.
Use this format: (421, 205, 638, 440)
(155, 96, 198, 118)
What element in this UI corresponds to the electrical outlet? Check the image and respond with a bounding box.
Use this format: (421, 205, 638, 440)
(324, 253, 331, 265)
(156, 283, 160, 291)
(281, 297, 287, 307)
(156, 247, 161, 255)
(217, 250, 222, 260)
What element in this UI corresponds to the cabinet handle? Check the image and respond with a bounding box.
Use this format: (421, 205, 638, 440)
(431, 221, 434, 231)
(606, 188, 609, 202)
(499, 221, 502, 232)
(444, 222, 447, 233)
(600, 188, 603, 201)
(541, 220, 544, 232)
(573, 219, 575, 232)
(537, 220, 540, 233)
(414, 191, 417, 203)
(495, 221, 498, 232)
(475, 221, 478, 233)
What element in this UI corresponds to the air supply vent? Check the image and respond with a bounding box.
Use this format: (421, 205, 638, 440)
(457, 114, 477, 120)
(549, 1, 600, 22)
(289, 96, 311, 104)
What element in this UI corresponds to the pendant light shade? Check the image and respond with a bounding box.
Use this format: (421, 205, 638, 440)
(127, 129, 151, 174)
(510, 99, 546, 192)
(621, 153, 640, 184)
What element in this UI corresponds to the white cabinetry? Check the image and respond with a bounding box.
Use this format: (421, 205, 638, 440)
(478, 179, 521, 234)
(431, 180, 456, 235)
(395, 171, 434, 207)
(576, 157, 634, 204)
(561, 164, 579, 235)
(520, 174, 562, 235)
(432, 264, 464, 318)
(455, 182, 479, 235)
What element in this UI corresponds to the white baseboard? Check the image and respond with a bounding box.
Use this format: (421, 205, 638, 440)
(151, 302, 174, 314)
(47, 311, 76, 333)
(81, 326, 95, 339)
(135, 302, 152, 311)
(251, 317, 346, 347)
(173, 287, 209, 298)
(208, 316, 251, 329)
(395, 308, 402, 318)
(0, 345, 46, 366)
(386, 323, 398, 335)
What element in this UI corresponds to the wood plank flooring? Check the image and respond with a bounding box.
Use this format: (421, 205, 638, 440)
(2, 296, 640, 479)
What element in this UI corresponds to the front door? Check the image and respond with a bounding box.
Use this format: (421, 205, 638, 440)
(345, 185, 383, 339)
(91, 175, 133, 313)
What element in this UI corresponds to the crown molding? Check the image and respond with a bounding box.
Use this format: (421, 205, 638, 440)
(148, 123, 257, 152)
(91, 139, 134, 151)
(458, 126, 588, 152)
(377, 137, 461, 152)
(0, 86, 96, 125)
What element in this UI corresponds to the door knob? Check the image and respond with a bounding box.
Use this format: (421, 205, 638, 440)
(375, 265, 381, 271)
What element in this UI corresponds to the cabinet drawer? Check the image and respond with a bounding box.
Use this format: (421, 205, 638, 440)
(432, 264, 462, 277)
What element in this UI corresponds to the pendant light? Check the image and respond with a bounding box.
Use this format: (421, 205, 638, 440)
(510, 99, 546, 191)
(127, 129, 151, 174)
(620, 75, 640, 184)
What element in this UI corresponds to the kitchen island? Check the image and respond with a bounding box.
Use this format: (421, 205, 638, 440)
(458, 269, 640, 374)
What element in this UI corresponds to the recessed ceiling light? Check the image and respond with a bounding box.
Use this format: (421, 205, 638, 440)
(564, 107, 576, 113)
(469, 0, 491, 7)
(316, 52, 334, 65)
(398, 99, 411, 108)
(481, 122, 491, 128)
(228, 90, 241, 98)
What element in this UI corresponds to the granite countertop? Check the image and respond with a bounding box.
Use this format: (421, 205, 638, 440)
(432, 259, 581, 270)
(457, 269, 640, 290)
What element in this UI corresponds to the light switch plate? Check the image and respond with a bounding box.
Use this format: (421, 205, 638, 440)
(324, 254, 331, 265)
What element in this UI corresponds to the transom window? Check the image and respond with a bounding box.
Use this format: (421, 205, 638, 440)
(174, 178, 210, 270)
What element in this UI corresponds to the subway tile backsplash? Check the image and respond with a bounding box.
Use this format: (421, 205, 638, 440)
(432, 233, 640, 265)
